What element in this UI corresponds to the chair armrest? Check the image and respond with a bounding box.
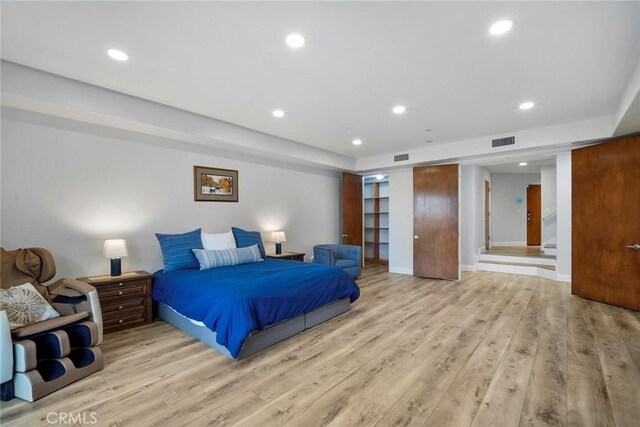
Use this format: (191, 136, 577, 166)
(313, 246, 333, 265)
(0, 311, 13, 384)
(49, 279, 103, 345)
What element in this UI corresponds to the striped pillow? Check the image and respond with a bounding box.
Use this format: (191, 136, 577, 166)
(192, 245, 263, 270)
(155, 228, 203, 272)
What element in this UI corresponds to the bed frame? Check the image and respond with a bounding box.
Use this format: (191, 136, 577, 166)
(157, 298, 351, 360)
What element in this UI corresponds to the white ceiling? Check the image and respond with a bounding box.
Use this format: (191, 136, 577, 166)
(1, 2, 638, 159)
(483, 156, 556, 174)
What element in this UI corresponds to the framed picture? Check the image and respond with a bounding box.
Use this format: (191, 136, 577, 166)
(194, 166, 239, 202)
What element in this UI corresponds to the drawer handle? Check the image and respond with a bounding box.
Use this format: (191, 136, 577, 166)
(118, 291, 123, 296)
(118, 305, 123, 310)
(119, 282, 124, 287)
(118, 319, 123, 324)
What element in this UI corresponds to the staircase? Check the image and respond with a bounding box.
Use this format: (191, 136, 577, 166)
(477, 248, 557, 280)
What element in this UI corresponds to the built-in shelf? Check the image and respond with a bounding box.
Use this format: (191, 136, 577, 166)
(364, 178, 389, 263)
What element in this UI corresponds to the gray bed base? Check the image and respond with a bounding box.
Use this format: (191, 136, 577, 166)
(157, 298, 351, 360)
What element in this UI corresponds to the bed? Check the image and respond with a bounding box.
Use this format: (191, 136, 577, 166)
(152, 258, 360, 359)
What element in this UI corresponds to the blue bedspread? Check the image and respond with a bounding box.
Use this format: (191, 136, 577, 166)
(152, 259, 360, 358)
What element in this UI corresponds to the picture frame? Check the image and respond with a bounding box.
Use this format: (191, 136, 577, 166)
(193, 166, 239, 202)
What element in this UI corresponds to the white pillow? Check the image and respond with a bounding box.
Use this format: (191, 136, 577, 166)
(0, 283, 60, 330)
(201, 230, 237, 250)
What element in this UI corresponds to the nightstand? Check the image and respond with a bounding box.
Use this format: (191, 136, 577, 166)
(266, 252, 305, 262)
(77, 270, 153, 334)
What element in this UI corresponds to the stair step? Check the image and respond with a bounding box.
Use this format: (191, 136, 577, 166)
(478, 253, 556, 266)
(478, 260, 556, 271)
(544, 243, 557, 248)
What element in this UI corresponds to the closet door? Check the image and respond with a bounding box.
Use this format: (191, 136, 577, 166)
(572, 135, 640, 310)
(342, 172, 363, 252)
(413, 165, 459, 279)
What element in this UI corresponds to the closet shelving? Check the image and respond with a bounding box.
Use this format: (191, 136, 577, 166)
(364, 177, 389, 264)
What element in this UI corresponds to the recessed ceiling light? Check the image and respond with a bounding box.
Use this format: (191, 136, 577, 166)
(352, 139, 362, 146)
(489, 20, 514, 36)
(519, 101, 535, 110)
(286, 34, 306, 48)
(272, 109, 285, 118)
(107, 49, 129, 61)
(392, 105, 406, 114)
(519, 162, 528, 166)
(375, 174, 385, 180)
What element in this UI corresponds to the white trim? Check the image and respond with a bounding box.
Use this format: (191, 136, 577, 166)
(491, 241, 527, 247)
(556, 274, 572, 283)
(478, 254, 556, 266)
(389, 266, 413, 275)
(461, 264, 477, 272)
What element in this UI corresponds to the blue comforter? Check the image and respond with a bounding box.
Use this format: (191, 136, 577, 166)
(152, 259, 360, 358)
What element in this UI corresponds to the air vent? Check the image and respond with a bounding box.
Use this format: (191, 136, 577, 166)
(492, 136, 515, 148)
(394, 153, 409, 162)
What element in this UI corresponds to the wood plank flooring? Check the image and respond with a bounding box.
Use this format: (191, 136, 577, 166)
(2, 266, 639, 427)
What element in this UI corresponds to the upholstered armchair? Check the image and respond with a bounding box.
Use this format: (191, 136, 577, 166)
(313, 244, 361, 279)
(0, 247, 104, 401)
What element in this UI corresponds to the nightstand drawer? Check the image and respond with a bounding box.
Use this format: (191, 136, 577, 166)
(98, 280, 147, 300)
(102, 297, 145, 314)
(103, 313, 146, 333)
(102, 304, 145, 322)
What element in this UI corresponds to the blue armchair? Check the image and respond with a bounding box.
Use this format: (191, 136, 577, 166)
(313, 244, 361, 279)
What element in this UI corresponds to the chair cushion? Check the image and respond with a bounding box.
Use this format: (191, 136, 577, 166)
(335, 258, 359, 269)
(231, 227, 267, 258)
(0, 283, 60, 329)
(12, 312, 89, 338)
(155, 228, 203, 272)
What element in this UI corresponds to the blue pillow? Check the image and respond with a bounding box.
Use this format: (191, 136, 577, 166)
(231, 227, 266, 258)
(192, 245, 263, 270)
(155, 228, 203, 272)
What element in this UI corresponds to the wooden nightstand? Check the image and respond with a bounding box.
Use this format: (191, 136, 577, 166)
(77, 270, 153, 334)
(266, 252, 305, 262)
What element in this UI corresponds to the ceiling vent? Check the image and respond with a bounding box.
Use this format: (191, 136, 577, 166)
(394, 153, 409, 162)
(492, 136, 515, 148)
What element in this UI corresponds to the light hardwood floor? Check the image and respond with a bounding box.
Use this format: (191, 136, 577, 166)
(2, 266, 640, 427)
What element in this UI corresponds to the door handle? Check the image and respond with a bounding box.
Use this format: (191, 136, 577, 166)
(414, 235, 420, 240)
(342, 233, 348, 238)
(627, 243, 640, 251)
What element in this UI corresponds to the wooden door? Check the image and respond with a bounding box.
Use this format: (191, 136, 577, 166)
(572, 135, 640, 310)
(413, 165, 459, 279)
(484, 180, 490, 249)
(341, 172, 363, 251)
(526, 184, 541, 245)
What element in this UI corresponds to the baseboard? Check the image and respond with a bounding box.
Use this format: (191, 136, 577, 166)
(389, 266, 413, 275)
(491, 242, 527, 247)
(461, 264, 477, 272)
(556, 274, 571, 283)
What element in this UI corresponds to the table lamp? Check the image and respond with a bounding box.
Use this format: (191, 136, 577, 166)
(271, 231, 286, 255)
(103, 239, 128, 276)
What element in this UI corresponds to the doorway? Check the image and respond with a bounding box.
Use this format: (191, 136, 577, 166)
(484, 180, 490, 249)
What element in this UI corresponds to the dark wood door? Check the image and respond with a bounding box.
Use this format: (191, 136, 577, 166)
(573, 135, 640, 310)
(526, 184, 541, 245)
(485, 180, 490, 249)
(413, 165, 459, 279)
(341, 172, 363, 251)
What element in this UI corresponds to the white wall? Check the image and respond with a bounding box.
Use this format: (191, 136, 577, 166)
(460, 165, 491, 270)
(388, 168, 413, 275)
(490, 173, 541, 245)
(541, 165, 557, 244)
(556, 153, 572, 281)
(1, 117, 341, 279)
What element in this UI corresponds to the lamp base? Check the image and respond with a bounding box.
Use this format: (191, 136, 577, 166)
(275, 243, 282, 255)
(110, 258, 122, 276)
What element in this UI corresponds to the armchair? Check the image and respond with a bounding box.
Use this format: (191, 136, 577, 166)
(0, 247, 103, 401)
(313, 244, 361, 279)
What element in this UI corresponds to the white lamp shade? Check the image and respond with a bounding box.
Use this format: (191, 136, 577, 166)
(103, 239, 128, 258)
(271, 231, 286, 242)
